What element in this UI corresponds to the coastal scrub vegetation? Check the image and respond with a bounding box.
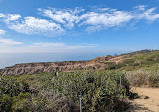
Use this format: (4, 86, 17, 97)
(0, 71, 131, 112)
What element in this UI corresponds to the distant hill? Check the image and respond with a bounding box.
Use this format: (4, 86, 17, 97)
(123, 49, 158, 55)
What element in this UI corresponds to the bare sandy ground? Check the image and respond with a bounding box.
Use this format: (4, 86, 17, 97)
(128, 87, 159, 112)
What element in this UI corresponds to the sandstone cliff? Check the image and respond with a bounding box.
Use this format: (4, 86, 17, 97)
(0, 61, 97, 76)
(0, 54, 128, 76)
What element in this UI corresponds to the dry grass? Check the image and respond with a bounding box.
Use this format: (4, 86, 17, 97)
(125, 70, 159, 87)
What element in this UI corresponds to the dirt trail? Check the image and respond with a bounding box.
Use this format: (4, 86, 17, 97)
(128, 87, 159, 112)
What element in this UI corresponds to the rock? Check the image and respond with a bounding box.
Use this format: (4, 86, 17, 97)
(140, 95, 149, 99)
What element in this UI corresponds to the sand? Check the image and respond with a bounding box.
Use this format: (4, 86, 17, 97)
(128, 87, 159, 112)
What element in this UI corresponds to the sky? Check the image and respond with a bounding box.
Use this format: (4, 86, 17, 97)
(0, 0, 159, 53)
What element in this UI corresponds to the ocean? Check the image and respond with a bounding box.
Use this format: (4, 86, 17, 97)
(0, 53, 107, 69)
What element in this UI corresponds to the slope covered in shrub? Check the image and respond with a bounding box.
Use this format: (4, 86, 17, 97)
(0, 71, 130, 112)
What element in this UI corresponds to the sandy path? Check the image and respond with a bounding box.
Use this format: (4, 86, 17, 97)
(128, 87, 159, 112)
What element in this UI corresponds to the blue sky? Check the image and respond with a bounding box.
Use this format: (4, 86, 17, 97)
(0, 0, 159, 53)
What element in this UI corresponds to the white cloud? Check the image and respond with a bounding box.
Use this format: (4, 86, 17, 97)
(1, 6, 159, 35)
(0, 13, 5, 18)
(0, 38, 23, 45)
(80, 10, 133, 31)
(39, 7, 84, 28)
(39, 7, 134, 31)
(40, 6, 159, 32)
(83, 6, 159, 31)
(142, 8, 159, 21)
(97, 8, 110, 12)
(0, 14, 21, 22)
(134, 5, 147, 11)
(0, 29, 6, 36)
(8, 17, 65, 36)
(4, 14, 21, 23)
(33, 42, 65, 47)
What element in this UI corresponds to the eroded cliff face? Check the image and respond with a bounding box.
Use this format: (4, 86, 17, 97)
(91, 56, 113, 61)
(0, 55, 125, 76)
(0, 61, 97, 76)
(0, 50, 155, 76)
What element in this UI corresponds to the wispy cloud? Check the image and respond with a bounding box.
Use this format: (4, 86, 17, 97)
(1, 6, 159, 36)
(40, 6, 159, 32)
(0, 29, 6, 36)
(0, 38, 23, 45)
(0, 42, 96, 53)
(142, 8, 159, 21)
(39, 7, 84, 29)
(33, 42, 65, 47)
(39, 7, 134, 32)
(80, 10, 133, 31)
(32, 42, 96, 49)
(0, 13, 5, 18)
(134, 5, 147, 11)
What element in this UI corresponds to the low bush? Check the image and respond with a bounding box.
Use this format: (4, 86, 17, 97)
(0, 71, 131, 112)
(47, 71, 130, 111)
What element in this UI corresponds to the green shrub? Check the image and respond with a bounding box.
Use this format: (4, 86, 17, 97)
(48, 71, 129, 111)
(0, 76, 32, 111)
(0, 76, 30, 97)
(0, 71, 131, 112)
(0, 94, 13, 112)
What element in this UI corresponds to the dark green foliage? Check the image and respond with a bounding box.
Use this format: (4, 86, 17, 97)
(0, 94, 13, 112)
(46, 71, 130, 111)
(0, 76, 32, 112)
(0, 77, 30, 97)
(0, 71, 130, 112)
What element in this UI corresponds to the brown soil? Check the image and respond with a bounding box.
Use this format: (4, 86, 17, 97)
(128, 87, 159, 112)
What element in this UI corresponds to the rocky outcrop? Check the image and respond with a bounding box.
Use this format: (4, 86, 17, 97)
(0, 61, 97, 76)
(91, 56, 113, 61)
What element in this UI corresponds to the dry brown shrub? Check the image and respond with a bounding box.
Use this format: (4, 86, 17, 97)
(125, 70, 159, 87)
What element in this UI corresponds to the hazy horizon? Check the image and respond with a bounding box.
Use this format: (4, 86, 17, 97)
(0, 49, 139, 69)
(0, 52, 110, 69)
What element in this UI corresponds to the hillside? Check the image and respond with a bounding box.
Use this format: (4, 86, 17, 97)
(1, 50, 159, 112)
(1, 49, 159, 76)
